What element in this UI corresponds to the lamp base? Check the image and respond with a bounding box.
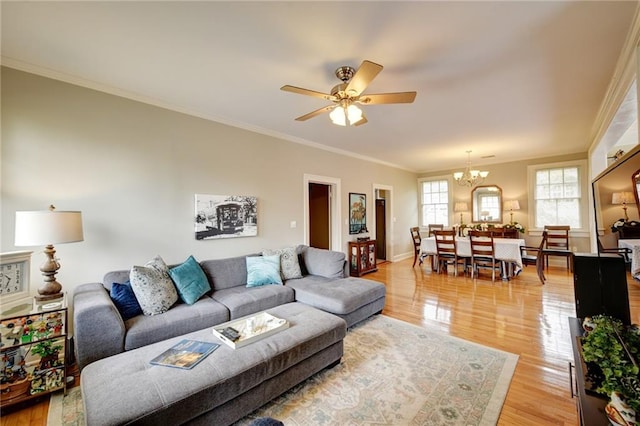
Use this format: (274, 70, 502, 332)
(35, 292, 64, 302)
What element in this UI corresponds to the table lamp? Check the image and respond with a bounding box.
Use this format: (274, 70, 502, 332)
(612, 192, 634, 221)
(14, 205, 84, 301)
(504, 200, 520, 224)
(454, 202, 468, 225)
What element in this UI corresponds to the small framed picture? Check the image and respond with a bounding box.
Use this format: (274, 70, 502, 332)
(349, 193, 367, 234)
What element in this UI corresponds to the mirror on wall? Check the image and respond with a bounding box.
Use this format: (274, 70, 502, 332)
(471, 185, 503, 223)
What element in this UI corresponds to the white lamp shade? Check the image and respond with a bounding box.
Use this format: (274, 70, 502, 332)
(15, 210, 84, 246)
(504, 200, 520, 211)
(612, 192, 634, 205)
(454, 202, 468, 212)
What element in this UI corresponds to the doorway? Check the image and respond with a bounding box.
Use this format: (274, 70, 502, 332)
(375, 198, 386, 259)
(373, 184, 393, 261)
(309, 183, 330, 249)
(303, 174, 342, 251)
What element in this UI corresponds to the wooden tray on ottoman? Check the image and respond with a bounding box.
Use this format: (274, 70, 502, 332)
(212, 311, 288, 349)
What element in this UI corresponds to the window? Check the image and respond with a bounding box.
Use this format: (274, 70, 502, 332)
(419, 178, 449, 227)
(529, 161, 587, 230)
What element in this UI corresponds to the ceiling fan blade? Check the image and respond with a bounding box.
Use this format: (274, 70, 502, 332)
(281, 85, 337, 101)
(294, 105, 335, 121)
(345, 60, 383, 97)
(358, 92, 417, 105)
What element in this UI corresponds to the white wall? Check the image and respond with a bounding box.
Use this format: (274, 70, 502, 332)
(1, 67, 419, 297)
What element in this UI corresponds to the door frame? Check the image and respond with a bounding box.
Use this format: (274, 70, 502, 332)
(372, 183, 394, 261)
(304, 174, 342, 251)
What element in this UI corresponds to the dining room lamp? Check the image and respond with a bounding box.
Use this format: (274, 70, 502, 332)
(504, 200, 520, 224)
(612, 192, 634, 221)
(454, 202, 468, 225)
(14, 205, 84, 301)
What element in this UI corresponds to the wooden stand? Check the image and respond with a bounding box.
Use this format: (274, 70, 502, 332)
(349, 240, 377, 276)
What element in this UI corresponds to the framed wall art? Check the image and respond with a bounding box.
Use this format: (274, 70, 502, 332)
(195, 194, 257, 240)
(349, 193, 367, 234)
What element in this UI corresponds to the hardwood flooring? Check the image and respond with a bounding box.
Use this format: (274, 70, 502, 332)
(2, 258, 638, 425)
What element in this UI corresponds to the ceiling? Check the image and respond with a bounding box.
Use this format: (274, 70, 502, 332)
(1, 1, 638, 173)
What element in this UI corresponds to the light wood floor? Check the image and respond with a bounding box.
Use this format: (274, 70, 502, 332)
(3, 258, 638, 425)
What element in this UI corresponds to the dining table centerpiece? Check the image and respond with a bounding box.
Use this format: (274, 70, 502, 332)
(501, 222, 526, 233)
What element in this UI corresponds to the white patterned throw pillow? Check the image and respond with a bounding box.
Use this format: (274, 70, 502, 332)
(263, 246, 302, 280)
(129, 255, 178, 316)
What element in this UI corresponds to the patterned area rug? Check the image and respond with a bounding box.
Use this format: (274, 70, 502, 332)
(48, 315, 518, 426)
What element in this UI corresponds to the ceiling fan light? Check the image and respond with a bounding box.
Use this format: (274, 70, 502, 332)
(346, 104, 363, 125)
(330, 106, 346, 126)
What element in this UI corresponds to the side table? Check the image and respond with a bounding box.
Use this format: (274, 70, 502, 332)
(0, 295, 67, 407)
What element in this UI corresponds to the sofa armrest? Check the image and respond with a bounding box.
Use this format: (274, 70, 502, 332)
(73, 283, 126, 371)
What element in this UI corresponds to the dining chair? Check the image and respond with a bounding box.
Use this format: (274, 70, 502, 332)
(468, 230, 502, 281)
(520, 231, 549, 284)
(410, 227, 423, 267)
(428, 224, 444, 237)
(433, 230, 467, 276)
(543, 225, 572, 271)
(502, 228, 519, 239)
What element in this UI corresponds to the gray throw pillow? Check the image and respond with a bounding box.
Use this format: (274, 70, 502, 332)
(130, 255, 178, 315)
(263, 247, 302, 280)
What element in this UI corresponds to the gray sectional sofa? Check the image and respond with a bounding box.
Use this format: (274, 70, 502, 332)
(73, 245, 386, 371)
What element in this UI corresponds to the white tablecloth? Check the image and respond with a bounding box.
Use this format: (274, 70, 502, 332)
(618, 239, 640, 279)
(421, 236, 525, 275)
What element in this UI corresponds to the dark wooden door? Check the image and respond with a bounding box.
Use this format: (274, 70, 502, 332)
(375, 199, 386, 260)
(309, 183, 330, 249)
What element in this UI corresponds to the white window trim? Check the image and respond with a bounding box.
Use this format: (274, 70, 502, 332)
(417, 175, 454, 229)
(527, 159, 590, 238)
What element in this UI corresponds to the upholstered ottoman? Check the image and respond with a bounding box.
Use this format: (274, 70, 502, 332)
(286, 276, 386, 327)
(81, 302, 346, 425)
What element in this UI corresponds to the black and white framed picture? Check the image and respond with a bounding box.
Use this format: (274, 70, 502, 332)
(349, 192, 367, 234)
(195, 194, 257, 240)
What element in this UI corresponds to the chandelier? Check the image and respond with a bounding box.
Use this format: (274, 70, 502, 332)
(453, 151, 489, 187)
(329, 101, 364, 126)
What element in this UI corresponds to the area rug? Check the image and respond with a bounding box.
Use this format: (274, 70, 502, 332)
(47, 315, 518, 426)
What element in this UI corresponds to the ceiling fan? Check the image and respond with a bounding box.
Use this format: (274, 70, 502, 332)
(281, 60, 417, 126)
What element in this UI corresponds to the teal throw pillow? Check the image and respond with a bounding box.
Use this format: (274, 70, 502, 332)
(169, 255, 211, 305)
(246, 255, 283, 287)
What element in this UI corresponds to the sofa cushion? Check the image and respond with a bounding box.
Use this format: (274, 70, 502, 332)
(211, 285, 295, 319)
(263, 247, 302, 280)
(169, 255, 211, 304)
(246, 255, 283, 287)
(124, 297, 229, 351)
(299, 246, 346, 279)
(200, 255, 257, 290)
(129, 255, 178, 316)
(110, 281, 143, 321)
(285, 277, 386, 315)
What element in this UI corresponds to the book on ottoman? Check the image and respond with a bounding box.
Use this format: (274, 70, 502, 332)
(150, 339, 219, 369)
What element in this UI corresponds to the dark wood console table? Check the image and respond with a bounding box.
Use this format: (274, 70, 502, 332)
(568, 317, 608, 426)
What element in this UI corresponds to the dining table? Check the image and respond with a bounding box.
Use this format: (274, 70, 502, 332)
(618, 238, 640, 280)
(421, 235, 526, 280)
